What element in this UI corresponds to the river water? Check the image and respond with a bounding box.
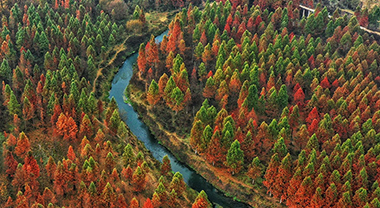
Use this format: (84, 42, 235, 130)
(109, 31, 251, 208)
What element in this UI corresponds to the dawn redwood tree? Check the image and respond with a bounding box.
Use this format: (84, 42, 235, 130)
(164, 76, 176, 103)
(66, 116, 78, 141)
(371, 198, 380, 208)
(170, 172, 185, 196)
(337, 191, 353, 208)
(42, 187, 57, 206)
(306, 133, 319, 153)
(310, 187, 324, 207)
(206, 129, 223, 166)
(152, 192, 161, 208)
(324, 183, 338, 207)
(229, 71, 242, 94)
(190, 120, 203, 153)
(161, 155, 172, 175)
(357, 167, 369, 190)
(273, 137, 288, 158)
(308, 119, 319, 135)
(264, 153, 280, 197)
(54, 162, 66, 197)
(202, 44, 213, 65)
(225, 140, 244, 175)
(45, 156, 56, 179)
(108, 109, 121, 135)
(277, 85, 288, 110)
(168, 189, 178, 207)
(147, 79, 161, 105)
(7, 90, 21, 116)
(237, 80, 249, 108)
(23, 152, 40, 180)
(294, 176, 314, 206)
(12, 163, 26, 191)
(67, 146, 76, 162)
(105, 152, 116, 173)
(146, 35, 159, 69)
(114, 194, 127, 208)
(94, 128, 106, 143)
(22, 97, 33, 123)
(247, 157, 263, 184)
(155, 182, 167, 206)
(286, 168, 303, 206)
(246, 84, 258, 111)
(121, 165, 133, 182)
(294, 87, 305, 104)
(15, 132, 30, 158)
(5, 151, 18, 178)
(176, 67, 190, 92)
(117, 122, 129, 139)
(55, 113, 67, 137)
(275, 153, 293, 203)
(101, 182, 116, 207)
(143, 198, 154, 208)
(130, 197, 139, 208)
(241, 131, 255, 162)
(158, 73, 169, 96)
(14, 191, 27, 208)
(76, 113, 93, 138)
(123, 144, 136, 167)
(200, 31, 207, 46)
(353, 187, 368, 207)
(221, 128, 234, 155)
(166, 51, 174, 69)
(192, 190, 211, 208)
(200, 125, 213, 151)
(203, 76, 216, 98)
(178, 39, 186, 56)
(170, 87, 185, 113)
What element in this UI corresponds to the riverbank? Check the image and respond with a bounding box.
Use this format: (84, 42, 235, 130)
(96, 10, 201, 206)
(93, 11, 177, 99)
(115, 119, 199, 206)
(127, 74, 283, 208)
(110, 30, 254, 207)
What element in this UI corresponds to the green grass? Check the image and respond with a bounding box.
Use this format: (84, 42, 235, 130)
(123, 87, 133, 105)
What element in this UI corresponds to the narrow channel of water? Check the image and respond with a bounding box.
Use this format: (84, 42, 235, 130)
(109, 31, 251, 208)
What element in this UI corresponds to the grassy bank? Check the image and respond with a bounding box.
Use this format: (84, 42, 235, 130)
(127, 73, 284, 208)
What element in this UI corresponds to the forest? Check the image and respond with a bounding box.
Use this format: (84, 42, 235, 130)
(129, 0, 380, 207)
(1, 0, 380, 207)
(0, 0, 215, 207)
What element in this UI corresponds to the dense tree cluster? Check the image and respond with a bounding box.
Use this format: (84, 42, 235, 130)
(100, 0, 202, 20)
(138, 0, 380, 206)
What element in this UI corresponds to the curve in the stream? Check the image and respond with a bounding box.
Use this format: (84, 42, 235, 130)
(109, 31, 251, 208)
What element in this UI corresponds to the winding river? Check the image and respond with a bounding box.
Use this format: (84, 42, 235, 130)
(109, 31, 251, 208)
